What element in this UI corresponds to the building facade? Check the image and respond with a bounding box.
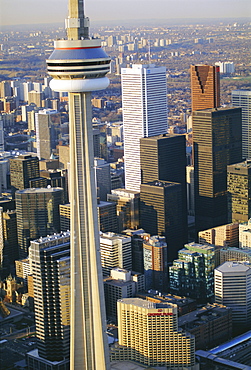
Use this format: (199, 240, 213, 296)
(16, 187, 64, 258)
(140, 181, 184, 262)
(10, 155, 40, 191)
(193, 107, 242, 232)
(198, 222, 239, 248)
(27, 233, 70, 367)
(143, 235, 168, 292)
(122, 64, 168, 192)
(190, 65, 220, 112)
(107, 188, 140, 232)
(111, 298, 197, 369)
(104, 268, 144, 323)
(100, 232, 132, 276)
(35, 109, 61, 160)
(169, 242, 215, 301)
(227, 161, 251, 223)
(140, 134, 188, 244)
(215, 261, 251, 331)
(232, 90, 251, 159)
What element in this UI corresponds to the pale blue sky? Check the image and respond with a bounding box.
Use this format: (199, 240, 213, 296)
(0, 0, 250, 26)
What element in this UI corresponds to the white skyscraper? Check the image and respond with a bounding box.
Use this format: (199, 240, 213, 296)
(122, 64, 168, 191)
(232, 90, 251, 159)
(215, 261, 251, 330)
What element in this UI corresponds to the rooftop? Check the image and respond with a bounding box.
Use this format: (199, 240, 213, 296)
(118, 297, 174, 310)
(216, 261, 251, 273)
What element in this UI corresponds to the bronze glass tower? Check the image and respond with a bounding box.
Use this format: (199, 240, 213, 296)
(190, 65, 220, 112)
(46, 0, 110, 369)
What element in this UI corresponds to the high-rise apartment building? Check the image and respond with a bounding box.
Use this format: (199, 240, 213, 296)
(140, 133, 187, 244)
(193, 107, 242, 232)
(198, 222, 239, 248)
(111, 298, 197, 369)
(232, 90, 251, 159)
(227, 160, 251, 223)
(35, 109, 61, 160)
(104, 268, 144, 323)
(16, 187, 64, 258)
(27, 233, 70, 368)
(99, 232, 132, 276)
(190, 65, 220, 112)
(169, 242, 215, 301)
(122, 64, 168, 191)
(143, 235, 168, 291)
(215, 261, 251, 331)
(28, 90, 43, 108)
(220, 247, 251, 265)
(239, 219, 251, 249)
(10, 155, 40, 191)
(107, 188, 140, 232)
(140, 181, 184, 261)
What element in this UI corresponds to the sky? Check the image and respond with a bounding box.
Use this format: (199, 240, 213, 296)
(0, 0, 250, 27)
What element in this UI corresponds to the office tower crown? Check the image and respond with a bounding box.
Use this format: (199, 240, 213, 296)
(191, 65, 220, 112)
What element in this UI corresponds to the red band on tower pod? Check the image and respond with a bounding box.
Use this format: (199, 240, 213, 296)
(55, 46, 101, 50)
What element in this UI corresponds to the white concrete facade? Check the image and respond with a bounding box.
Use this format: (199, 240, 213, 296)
(122, 64, 168, 192)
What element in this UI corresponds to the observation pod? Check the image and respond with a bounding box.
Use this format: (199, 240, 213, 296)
(46, 38, 111, 92)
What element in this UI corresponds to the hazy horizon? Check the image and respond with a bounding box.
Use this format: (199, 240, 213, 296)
(0, 0, 250, 27)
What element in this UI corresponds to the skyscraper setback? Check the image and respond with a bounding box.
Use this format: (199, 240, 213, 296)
(46, 0, 111, 368)
(190, 65, 220, 112)
(122, 64, 168, 192)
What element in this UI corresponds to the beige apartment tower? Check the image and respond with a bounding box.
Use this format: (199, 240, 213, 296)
(112, 298, 197, 369)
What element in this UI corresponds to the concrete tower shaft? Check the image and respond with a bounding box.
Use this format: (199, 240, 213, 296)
(66, 0, 89, 40)
(46, 0, 111, 369)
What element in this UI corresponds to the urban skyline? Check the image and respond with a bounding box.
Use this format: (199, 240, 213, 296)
(1, 0, 250, 26)
(0, 0, 251, 369)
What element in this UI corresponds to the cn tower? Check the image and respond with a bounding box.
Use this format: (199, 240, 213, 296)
(46, 0, 111, 369)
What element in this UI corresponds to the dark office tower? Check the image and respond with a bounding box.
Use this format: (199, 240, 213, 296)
(0, 208, 18, 267)
(59, 203, 70, 232)
(193, 107, 242, 233)
(10, 155, 40, 191)
(16, 187, 64, 259)
(40, 169, 68, 203)
(228, 161, 251, 223)
(27, 233, 70, 369)
(140, 134, 187, 245)
(107, 189, 140, 232)
(140, 181, 183, 262)
(122, 229, 149, 274)
(97, 200, 118, 233)
(190, 65, 220, 112)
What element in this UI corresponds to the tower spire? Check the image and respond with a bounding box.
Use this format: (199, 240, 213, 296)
(66, 0, 89, 40)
